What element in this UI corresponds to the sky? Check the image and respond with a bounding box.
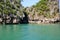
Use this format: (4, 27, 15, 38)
(21, 0, 39, 7)
(21, 0, 60, 8)
(59, 0, 60, 6)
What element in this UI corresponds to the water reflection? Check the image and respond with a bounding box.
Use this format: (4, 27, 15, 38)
(0, 24, 26, 40)
(0, 24, 29, 32)
(0, 24, 60, 40)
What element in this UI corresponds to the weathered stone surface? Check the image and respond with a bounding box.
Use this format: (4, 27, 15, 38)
(0, 18, 3, 23)
(25, 0, 60, 24)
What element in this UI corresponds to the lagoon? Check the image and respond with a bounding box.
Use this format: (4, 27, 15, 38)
(0, 24, 60, 40)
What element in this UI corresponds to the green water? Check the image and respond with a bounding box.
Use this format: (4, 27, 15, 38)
(0, 24, 60, 40)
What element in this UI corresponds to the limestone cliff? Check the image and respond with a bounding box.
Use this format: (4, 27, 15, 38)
(24, 0, 60, 23)
(0, 0, 25, 24)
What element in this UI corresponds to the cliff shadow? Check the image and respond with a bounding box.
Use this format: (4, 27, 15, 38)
(20, 12, 29, 24)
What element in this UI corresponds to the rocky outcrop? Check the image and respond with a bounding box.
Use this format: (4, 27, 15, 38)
(0, 0, 60, 24)
(0, 0, 26, 24)
(24, 0, 60, 24)
(0, 11, 29, 24)
(0, 18, 3, 24)
(48, 0, 59, 15)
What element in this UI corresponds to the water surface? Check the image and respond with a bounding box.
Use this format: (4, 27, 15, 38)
(0, 24, 60, 40)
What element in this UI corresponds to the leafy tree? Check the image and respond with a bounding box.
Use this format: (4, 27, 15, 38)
(0, 0, 23, 15)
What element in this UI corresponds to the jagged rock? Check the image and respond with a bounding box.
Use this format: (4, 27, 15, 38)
(13, 18, 20, 24)
(13, 19, 17, 23)
(0, 18, 3, 23)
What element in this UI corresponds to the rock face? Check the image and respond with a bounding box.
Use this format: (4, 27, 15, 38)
(0, 0, 29, 24)
(25, 0, 60, 24)
(0, 0, 60, 24)
(48, 0, 59, 15)
(0, 18, 3, 24)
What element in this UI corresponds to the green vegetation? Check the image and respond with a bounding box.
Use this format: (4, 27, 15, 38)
(35, 0, 58, 18)
(0, 0, 22, 15)
(33, 0, 51, 18)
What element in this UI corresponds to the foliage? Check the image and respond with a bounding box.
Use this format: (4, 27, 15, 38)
(0, 0, 22, 15)
(33, 0, 58, 18)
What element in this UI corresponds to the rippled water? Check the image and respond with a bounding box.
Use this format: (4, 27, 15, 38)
(0, 24, 60, 40)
